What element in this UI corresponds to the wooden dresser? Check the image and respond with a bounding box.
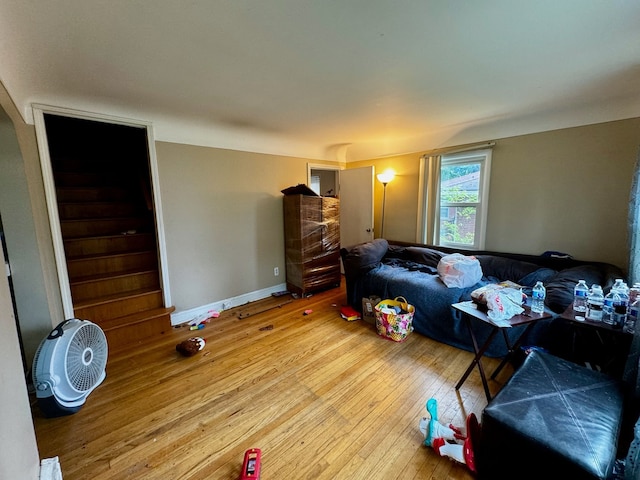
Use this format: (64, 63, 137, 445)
(283, 194, 340, 296)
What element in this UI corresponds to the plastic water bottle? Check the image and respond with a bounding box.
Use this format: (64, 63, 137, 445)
(626, 298, 640, 334)
(603, 279, 624, 323)
(586, 284, 604, 322)
(531, 281, 546, 314)
(613, 279, 627, 290)
(611, 281, 629, 329)
(603, 290, 616, 325)
(612, 294, 628, 329)
(630, 283, 640, 305)
(605, 279, 629, 327)
(573, 280, 589, 313)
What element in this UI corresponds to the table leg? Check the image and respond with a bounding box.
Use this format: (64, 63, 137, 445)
(566, 322, 631, 376)
(490, 323, 536, 380)
(455, 314, 500, 401)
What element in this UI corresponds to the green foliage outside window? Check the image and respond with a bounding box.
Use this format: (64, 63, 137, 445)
(439, 205, 476, 244)
(440, 165, 479, 245)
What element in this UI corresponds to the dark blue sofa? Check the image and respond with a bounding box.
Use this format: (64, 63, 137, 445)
(341, 239, 624, 357)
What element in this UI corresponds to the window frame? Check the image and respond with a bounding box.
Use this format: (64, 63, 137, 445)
(420, 148, 492, 250)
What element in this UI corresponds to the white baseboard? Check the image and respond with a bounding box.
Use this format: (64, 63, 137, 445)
(170, 283, 288, 326)
(40, 457, 63, 480)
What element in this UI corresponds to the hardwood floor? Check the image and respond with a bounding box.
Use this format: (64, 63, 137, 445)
(32, 281, 513, 479)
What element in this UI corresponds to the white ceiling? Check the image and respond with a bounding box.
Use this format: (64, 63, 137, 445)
(1, 1, 639, 161)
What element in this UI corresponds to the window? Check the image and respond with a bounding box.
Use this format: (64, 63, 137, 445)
(419, 148, 492, 250)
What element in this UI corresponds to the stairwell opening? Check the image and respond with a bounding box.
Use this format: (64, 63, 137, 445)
(42, 114, 174, 352)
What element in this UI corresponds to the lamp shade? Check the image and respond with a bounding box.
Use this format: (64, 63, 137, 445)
(377, 169, 395, 185)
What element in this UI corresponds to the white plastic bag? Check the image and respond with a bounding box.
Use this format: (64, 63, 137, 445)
(437, 253, 483, 288)
(485, 288, 525, 326)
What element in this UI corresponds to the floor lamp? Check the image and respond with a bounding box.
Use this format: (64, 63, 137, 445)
(376, 170, 395, 238)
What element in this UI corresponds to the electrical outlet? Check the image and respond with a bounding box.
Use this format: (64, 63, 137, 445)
(274, 267, 279, 276)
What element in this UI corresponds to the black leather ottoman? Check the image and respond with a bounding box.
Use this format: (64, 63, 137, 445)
(478, 350, 625, 479)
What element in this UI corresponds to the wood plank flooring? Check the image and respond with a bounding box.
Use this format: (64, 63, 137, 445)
(31, 281, 513, 479)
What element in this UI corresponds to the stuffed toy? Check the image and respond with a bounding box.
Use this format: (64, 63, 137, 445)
(176, 337, 206, 357)
(419, 398, 479, 473)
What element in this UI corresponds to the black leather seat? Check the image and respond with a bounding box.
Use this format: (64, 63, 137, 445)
(479, 350, 625, 479)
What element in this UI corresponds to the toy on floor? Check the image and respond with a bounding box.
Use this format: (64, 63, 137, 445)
(175, 337, 206, 357)
(240, 448, 261, 479)
(419, 398, 480, 473)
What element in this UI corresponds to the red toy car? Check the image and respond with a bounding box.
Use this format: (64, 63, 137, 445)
(240, 448, 261, 479)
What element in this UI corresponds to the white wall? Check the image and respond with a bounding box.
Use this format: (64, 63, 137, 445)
(0, 106, 57, 366)
(0, 134, 41, 480)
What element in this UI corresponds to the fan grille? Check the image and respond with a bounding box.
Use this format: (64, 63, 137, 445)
(66, 323, 108, 392)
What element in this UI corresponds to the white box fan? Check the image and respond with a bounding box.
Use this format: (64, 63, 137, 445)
(32, 318, 108, 417)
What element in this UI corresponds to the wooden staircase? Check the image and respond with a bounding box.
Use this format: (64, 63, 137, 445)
(53, 158, 174, 353)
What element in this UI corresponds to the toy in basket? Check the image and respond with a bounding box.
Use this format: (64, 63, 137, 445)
(374, 296, 415, 342)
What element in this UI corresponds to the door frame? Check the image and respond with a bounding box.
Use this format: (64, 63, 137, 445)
(32, 104, 172, 318)
(307, 163, 341, 196)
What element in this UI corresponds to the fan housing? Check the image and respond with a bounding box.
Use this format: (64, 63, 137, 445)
(33, 318, 108, 417)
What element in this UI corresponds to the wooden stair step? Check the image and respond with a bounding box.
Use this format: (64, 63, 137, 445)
(64, 233, 156, 257)
(102, 307, 175, 354)
(74, 287, 163, 309)
(70, 268, 159, 285)
(52, 156, 115, 172)
(60, 217, 150, 238)
(53, 171, 117, 187)
(99, 307, 176, 332)
(70, 270, 160, 303)
(66, 251, 158, 278)
(74, 288, 164, 321)
(57, 201, 139, 220)
(56, 186, 130, 202)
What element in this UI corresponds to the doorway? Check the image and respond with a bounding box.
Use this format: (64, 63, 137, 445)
(33, 108, 174, 351)
(308, 165, 339, 197)
(306, 164, 374, 249)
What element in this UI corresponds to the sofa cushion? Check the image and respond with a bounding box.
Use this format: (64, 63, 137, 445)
(341, 239, 389, 275)
(518, 267, 558, 287)
(385, 243, 408, 259)
(405, 246, 446, 268)
(544, 265, 606, 313)
(476, 255, 541, 282)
